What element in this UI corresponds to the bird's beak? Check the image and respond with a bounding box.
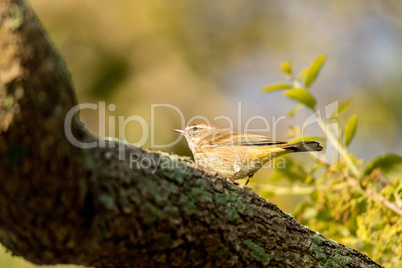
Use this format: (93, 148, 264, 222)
(173, 129, 184, 134)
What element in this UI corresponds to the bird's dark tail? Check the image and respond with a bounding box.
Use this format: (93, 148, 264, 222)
(281, 141, 323, 152)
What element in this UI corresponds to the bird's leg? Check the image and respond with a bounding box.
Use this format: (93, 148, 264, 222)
(245, 173, 254, 185)
(228, 171, 240, 185)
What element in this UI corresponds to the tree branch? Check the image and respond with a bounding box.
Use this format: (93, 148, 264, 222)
(0, 0, 382, 267)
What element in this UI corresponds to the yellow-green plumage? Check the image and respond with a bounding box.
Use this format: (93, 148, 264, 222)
(174, 123, 323, 184)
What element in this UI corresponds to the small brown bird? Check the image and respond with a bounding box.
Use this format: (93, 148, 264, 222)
(174, 123, 323, 185)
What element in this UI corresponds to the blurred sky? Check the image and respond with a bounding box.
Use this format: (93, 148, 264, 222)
(28, 0, 402, 160)
(26, 2, 402, 189)
(30, 0, 402, 207)
(2, 1, 402, 266)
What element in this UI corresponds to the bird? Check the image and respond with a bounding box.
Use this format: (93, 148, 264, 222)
(174, 123, 323, 185)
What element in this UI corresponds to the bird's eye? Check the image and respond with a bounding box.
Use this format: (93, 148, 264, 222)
(192, 126, 198, 132)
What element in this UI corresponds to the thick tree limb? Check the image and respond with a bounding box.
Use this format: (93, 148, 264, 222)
(0, 0, 382, 267)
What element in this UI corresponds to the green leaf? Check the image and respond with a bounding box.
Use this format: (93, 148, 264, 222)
(280, 61, 292, 75)
(285, 88, 316, 110)
(304, 54, 327, 88)
(344, 114, 357, 146)
(288, 104, 303, 118)
(297, 68, 308, 79)
(364, 154, 402, 179)
(331, 99, 352, 118)
(261, 83, 292, 92)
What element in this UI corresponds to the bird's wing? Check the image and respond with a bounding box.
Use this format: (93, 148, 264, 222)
(207, 131, 287, 147)
(235, 133, 287, 146)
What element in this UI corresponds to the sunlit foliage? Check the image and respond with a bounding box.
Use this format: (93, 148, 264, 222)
(261, 56, 402, 267)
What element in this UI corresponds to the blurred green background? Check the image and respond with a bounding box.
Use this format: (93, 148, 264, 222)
(3, 0, 402, 266)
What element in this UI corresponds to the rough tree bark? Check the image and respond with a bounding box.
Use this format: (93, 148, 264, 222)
(0, 0, 382, 267)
